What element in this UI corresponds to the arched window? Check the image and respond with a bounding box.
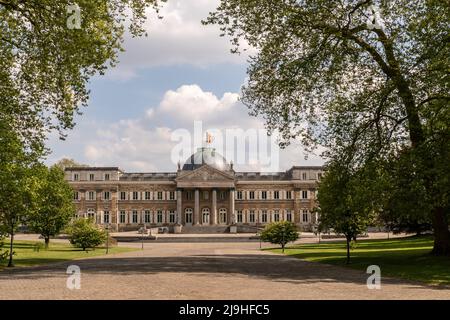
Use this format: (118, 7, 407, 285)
(185, 208, 193, 224)
(219, 208, 227, 224)
(202, 208, 210, 224)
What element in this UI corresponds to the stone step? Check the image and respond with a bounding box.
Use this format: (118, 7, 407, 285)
(181, 225, 229, 234)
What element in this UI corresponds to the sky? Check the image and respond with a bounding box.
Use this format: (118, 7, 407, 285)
(46, 0, 324, 173)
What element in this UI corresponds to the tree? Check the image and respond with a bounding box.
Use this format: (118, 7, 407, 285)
(0, 118, 41, 267)
(205, 0, 450, 255)
(66, 218, 107, 251)
(54, 158, 88, 171)
(28, 165, 75, 248)
(0, 0, 166, 152)
(316, 162, 376, 264)
(260, 221, 299, 252)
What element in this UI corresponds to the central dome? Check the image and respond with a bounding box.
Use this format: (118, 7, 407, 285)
(182, 147, 230, 171)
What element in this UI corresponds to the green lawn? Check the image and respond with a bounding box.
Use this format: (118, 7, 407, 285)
(0, 240, 136, 269)
(268, 235, 450, 285)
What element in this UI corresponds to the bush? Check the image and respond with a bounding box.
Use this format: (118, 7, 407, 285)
(260, 221, 299, 252)
(66, 218, 107, 251)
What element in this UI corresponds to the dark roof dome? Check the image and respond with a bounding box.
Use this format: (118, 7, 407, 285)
(182, 147, 231, 171)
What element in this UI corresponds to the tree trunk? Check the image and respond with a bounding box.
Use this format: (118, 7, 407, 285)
(346, 236, 351, 264)
(281, 243, 285, 253)
(44, 237, 50, 249)
(431, 206, 450, 256)
(7, 231, 14, 267)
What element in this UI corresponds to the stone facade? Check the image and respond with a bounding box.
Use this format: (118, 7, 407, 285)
(65, 147, 324, 232)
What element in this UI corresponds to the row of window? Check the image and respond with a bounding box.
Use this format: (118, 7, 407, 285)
(73, 173, 112, 181)
(75, 190, 312, 201)
(82, 208, 312, 224)
(73, 172, 322, 182)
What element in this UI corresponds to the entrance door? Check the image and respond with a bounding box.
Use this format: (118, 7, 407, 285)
(185, 208, 193, 225)
(202, 208, 210, 225)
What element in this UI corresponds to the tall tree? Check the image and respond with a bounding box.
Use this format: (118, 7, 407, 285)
(205, 0, 450, 255)
(0, 0, 165, 151)
(54, 158, 87, 171)
(0, 118, 40, 267)
(316, 162, 376, 264)
(28, 165, 75, 248)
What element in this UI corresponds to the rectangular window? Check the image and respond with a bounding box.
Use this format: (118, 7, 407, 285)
(104, 173, 110, 181)
(286, 211, 293, 222)
(169, 210, 176, 223)
(103, 211, 110, 224)
(87, 209, 95, 220)
(302, 172, 307, 180)
(249, 191, 255, 200)
(132, 191, 139, 200)
(145, 191, 151, 200)
(262, 210, 268, 223)
(89, 173, 95, 181)
(186, 191, 193, 200)
(261, 191, 267, 200)
(73, 173, 79, 181)
(120, 211, 126, 223)
(302, 210, 309, 223)
(120, 191, 127, 200)
(88, 191, 95, 201)
(273, 210, 280, 222)
(157, 210, 163, 223)
(317, 172, 322, 180)
(219, 191, 226, 200)
(103, 191, 110, 200)
(302, 190, 308, 199)
(144, 210, 151, 223)
(237, 210, 243, 223)
(249, 210, 255, 223)
(236, 191, 243, 200)
(286, 191, 292, 200)
(73, 191, 79, 201)
(132, 210, 138, 223)
(169, 191, 175, 200)
(157, 191, 163, 200)
(203, 191, 209, 200)
(274, 191, 280, 199)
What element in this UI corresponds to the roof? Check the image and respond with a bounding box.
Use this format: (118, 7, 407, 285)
(64, 167, 122, 172)
(181, 147, 231, 171)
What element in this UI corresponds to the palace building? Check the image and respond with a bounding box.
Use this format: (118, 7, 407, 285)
(65, 147, 324, 233)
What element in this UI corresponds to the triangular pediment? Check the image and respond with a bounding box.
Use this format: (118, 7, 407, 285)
(176, 165, 235, 182)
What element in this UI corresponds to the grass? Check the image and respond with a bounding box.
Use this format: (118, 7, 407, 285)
(267, 235, 450, 285)
(0, 240, 136, 270)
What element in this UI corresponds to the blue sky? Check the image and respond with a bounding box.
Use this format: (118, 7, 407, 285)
(47, 0, 324, 172)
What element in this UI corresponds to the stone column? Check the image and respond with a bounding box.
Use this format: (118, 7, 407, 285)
(212, 189, 217, 225)
(194, 189, 200, 225)
(229, 189, 235, 224)
(177, 189, 182, 224)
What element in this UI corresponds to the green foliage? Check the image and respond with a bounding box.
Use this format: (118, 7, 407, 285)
(316, 162, 377, 262)
(66, 218, 107, 251)
(54, 158, 88, 171)
(260, 221, 299, 252)
(27, 165, 76, 248)
(270, 236, 450, 285)
(0, 118, 42, 266)
(205, 0, 450, 255)
(0, 0, 166, 151)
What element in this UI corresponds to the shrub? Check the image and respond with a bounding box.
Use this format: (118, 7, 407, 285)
(260, 221, 299, 252)
(66, 218, 107, 251)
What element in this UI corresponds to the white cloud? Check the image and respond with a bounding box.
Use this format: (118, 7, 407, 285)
(76, 84, 324, 172)
(106, 0, 253, 80)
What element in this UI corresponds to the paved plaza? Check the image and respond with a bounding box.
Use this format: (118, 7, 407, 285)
(0, 236, 449, 300)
